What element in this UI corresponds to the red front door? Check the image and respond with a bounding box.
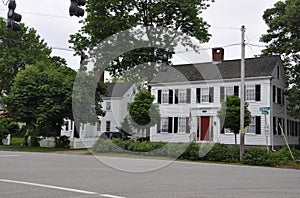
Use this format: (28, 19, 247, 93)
(200, 116, 210, 140)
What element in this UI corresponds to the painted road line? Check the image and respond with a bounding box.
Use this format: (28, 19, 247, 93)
(0, 179, 98, 195)
(0, 155, 21, 158)
(99, 194, 126, 198)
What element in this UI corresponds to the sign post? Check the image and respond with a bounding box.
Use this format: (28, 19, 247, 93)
(259, 107, 271, 152)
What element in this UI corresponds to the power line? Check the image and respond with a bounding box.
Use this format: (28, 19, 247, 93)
(0, 8, 71, 19)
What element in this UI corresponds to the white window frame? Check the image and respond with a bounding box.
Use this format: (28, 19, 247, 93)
(201, 87, 209, 103)
(225, 86, 234, 96)
(161, 117, 169, 132)
(246, 85, 256, 101)
(178, 117, 186, 133)
(106, 101, 111, 110)
(162, 90, 169, 104)
(178, 89, 186, 103)
(246, 117, 256, 134)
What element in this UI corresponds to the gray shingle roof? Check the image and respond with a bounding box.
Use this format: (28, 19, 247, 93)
(105, 82, 134, 97)
(151, 56, 281, 84)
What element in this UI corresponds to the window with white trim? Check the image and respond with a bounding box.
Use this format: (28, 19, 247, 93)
(178, 117, 186, 133)
(247, 117, 256, 134)
(161, 117, 169, 132)
(225, 87, 234, 96)
(246, 85, 255, 101)
(106, 101, 111, 110)
(201, 87, 209, 103)
(162, 90, 169, 104)
(179, 89, 186, 103)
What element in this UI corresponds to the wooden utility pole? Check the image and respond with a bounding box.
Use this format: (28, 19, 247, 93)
(240, 25, 246, 161)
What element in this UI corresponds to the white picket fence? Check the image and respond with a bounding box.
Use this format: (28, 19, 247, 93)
(70, 137, 99, 149)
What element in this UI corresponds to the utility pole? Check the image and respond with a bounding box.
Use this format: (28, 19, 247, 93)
(240, 25, 246, 161)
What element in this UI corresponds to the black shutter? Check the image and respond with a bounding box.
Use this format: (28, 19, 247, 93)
(255, 116, 261, 134)
(168, 117, 173, 133)
(169, 90, 173, 104)
(174, 117, 178, 133)
(273, 85, 276, 103)
(282, 90, 285, 105)
(158, 90, 162, 104)
(209, 87, 214, 103)
(255, 85, 261, 101)
(278, 118, 282, 135)
(157, 118, 161, 133)
(196, 88, 201, 103)
(234, 86, 239, 96)
(186, 89, 191, 103)
(186, 117, 190, 134)
(277, 88, 281, 104)
(221, 127, 225, 134)
(220, 86, 225, 101)
(287, 119, 290, 136)
(175, 89, 179, 104)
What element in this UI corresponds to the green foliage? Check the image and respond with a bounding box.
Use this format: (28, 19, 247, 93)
(260, 0, 300, 118)
(0, 118, 19, 136)
(0, 18, 53, 95)
(70, 0, 213, 80)
(217, 96, 251, 144)
(55, 136, 70, 149)
(203, 144, 240, 163)
(72, 72, 106, 126)
(129, 90, 160, 130)
(93, 139, 200, 159)
(3, 61, 77, 137)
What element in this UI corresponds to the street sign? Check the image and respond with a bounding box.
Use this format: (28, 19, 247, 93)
(261, 110, 269, 115)
(259, 107, 271, 111)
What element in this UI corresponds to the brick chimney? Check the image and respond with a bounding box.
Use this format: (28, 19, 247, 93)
(212, 48, 224, 63)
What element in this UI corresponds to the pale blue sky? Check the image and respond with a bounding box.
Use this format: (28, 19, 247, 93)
(0, 0, 279, 70)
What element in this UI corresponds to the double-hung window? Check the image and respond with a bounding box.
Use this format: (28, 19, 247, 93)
(178, 117, 186, 133)
(162, 90, 169, 104)
(161, 117, 169, 133)
(178, 89, 186, 103)
(201, 87, 210, 103)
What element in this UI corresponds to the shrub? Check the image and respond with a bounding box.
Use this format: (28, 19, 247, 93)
(55, 136, 70, 148)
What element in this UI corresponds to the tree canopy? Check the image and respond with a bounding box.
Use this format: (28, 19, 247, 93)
(129, 89, 160, 130)
(3, 61, 76, 137)
(0, 18, 54, 95)
(260, 0, 300, 118)
(69, 0, 213, 82)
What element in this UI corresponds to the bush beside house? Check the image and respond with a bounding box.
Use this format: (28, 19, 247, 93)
(92, 140, 300, 167)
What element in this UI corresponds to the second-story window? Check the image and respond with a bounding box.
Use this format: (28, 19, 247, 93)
(179, 89, 186, 103)
(106, 101, 111, 110)
(162, 90, 169, 104)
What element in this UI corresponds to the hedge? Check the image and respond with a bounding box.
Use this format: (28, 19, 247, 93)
(92, 139, 299, 167)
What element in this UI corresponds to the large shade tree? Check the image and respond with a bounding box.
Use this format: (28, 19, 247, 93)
(260, 0, 300, 118)
(3, 61, 77, 137)
(217, 96, 251, 145)
(69, 0, 213, 82)
(0, 18, 54, 95)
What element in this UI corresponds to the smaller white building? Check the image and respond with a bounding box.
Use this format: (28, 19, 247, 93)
(61, 82, 137, 147)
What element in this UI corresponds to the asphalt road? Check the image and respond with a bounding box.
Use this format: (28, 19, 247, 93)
(0, 151, 299, 198)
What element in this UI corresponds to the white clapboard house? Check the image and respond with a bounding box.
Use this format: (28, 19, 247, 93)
(149, 48, 300, 147)
(61, 82, 137, 148)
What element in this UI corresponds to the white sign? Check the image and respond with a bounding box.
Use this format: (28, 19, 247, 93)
(264, 125, 270, 136)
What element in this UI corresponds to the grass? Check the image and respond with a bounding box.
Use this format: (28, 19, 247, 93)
(0, 137, 87, 153)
